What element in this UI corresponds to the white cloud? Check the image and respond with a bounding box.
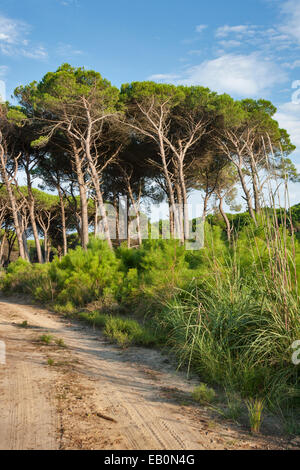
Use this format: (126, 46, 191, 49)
(0, 13, 47, 59)
(215, 25, 256, 38)
(275, 101, 300, 149)
(218, 40, 242, 48)
(195, 24, 207, 33)
(280, 0, 300, 45)
(177, 53, 287, 97)
(0, 14, 28, 48)
(148, 73, 180, 82)
(21, 46, 48, 59)
(283, 59, 300, 69)
(56, 43, 83, 56)
(0, 65, 8, 77)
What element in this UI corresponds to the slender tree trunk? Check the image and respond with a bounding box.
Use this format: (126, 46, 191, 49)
(44, 231, 48, 262)
(73, 145, 89, 250)
(127, 196, 131, 248)
(47, 238, 51, 263)
(158, 134, 180, 240)
(0, 173, 25, 260)
(7, 233, 16, 264)
(236, 163, 257, 224)
(85, 152, 112, 249)
(202, 192, 210, 220)
(25, 165, 44, 264)
(169, 203, 174, 239)
(178, 160, 189, 242)
(18, 214, 30, 261)
(250, 158, 261, 213)
(0, 231, 7, 266)
(175, 181, 184, 244)
(58, 186, 68, 256)
(219, 196, 232, 242)
(127, 182, 142, 246)
(113, 194, 120, 245)
(94, 200, 98, 237)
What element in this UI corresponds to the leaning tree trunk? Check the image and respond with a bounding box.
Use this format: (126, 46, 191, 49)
(0, 156, 26, 259)
(236, 162, 257, 225)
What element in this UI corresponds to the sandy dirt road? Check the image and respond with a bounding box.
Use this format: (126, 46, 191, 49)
(0, 296, 295, 450)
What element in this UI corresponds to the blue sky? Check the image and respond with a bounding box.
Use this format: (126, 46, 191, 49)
(0, 0, 299, 211)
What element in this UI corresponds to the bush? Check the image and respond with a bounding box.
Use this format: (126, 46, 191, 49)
(192, 383, 216, 405)
(104, 315, 157, 348)
(78, 311, 107, 328)
(1, 258, 53, 301)
(49, 238, 122, 307)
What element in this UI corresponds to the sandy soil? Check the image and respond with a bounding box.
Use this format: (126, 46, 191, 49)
(0, 295, 298, 450)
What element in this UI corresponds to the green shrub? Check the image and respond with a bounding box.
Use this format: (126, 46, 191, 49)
(53, 302, 76, 315)
(104, 315, 157, 348)
(192, 383, 216, 405)
(78, 311, 107, 328)
(1, 259, 52, 301)
(39, 334, 53, 345)
(49, 238, 122, 307)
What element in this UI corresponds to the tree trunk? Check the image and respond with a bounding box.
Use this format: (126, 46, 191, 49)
(25, 165, 44, 263)
(175, 181, 184, 244)
(202, 192, 210, 221)
(73, 145, 89, 250)
(219, 196, 232, 242)
(236, 163, 257, 224)
(127, 182, 142, 246)
(0, 170, 25, 260)
(113, 195, 120, 245)
(44, 231, 48, 262)
(158, 134, 180, 240)
(250, 158, 261, 213)
(18, 214, 30, 261)
(0, 231, 7, 266)
(85, 150, 112, 249)
(58, 185, 68, 256)
(127, 196, 131, 248)
(178, 158, 190, 241)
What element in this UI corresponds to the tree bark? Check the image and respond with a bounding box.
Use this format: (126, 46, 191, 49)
(0, 231, 7, 266)
(219, 196, 232, 242)
(236, 163, 257, 224)
(0, 163, 25, 260)
(73, 144, 89, 250)
(57, 184, 68, 256)
(25, 163, 44, 263)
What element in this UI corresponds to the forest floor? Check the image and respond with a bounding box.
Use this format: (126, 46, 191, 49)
(0, 295, 299, 450)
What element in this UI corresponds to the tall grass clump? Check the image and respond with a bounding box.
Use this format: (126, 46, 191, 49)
(156, 213, 300, 407)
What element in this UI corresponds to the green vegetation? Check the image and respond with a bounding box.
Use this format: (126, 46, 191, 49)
(104, 316, 157, 348)
(3, 216, 298, 422)
(192, 383, 216, 405)
(246, 398, 264, 434)
(39, 334, 53, 345)
(0, 63, 299, 434)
